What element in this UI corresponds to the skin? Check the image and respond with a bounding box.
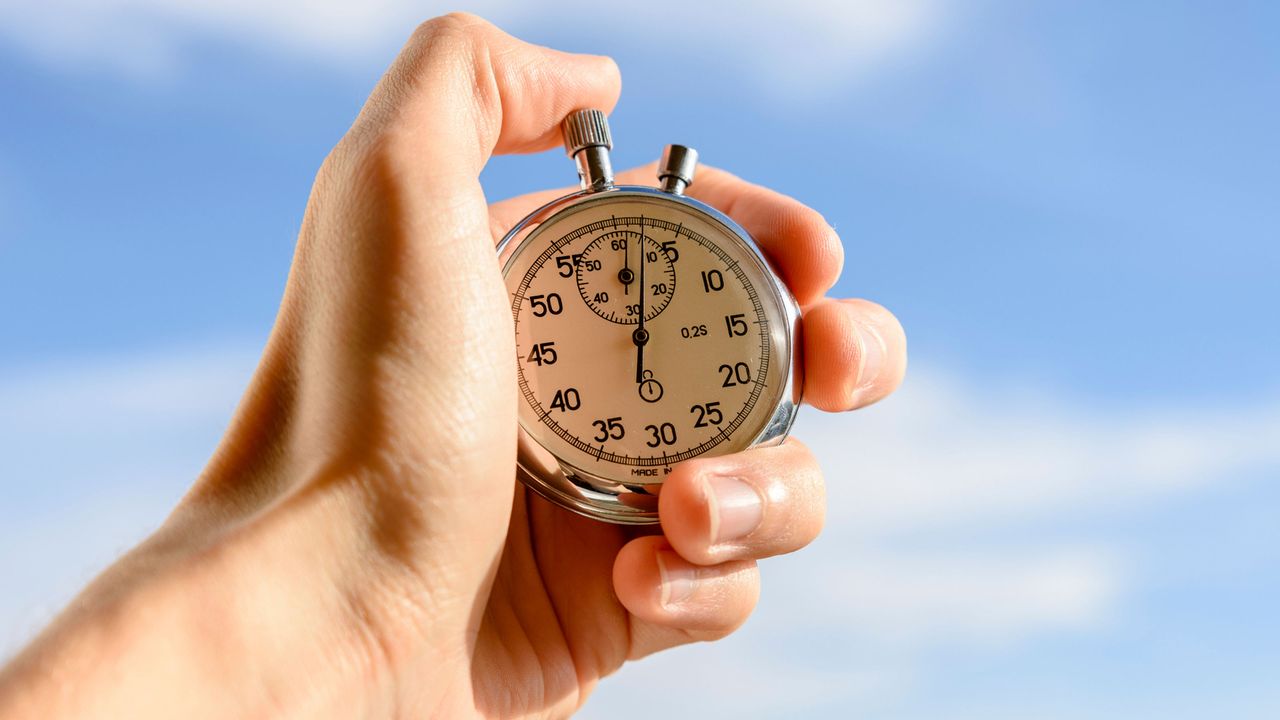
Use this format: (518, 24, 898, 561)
(0, 13, 907, 720)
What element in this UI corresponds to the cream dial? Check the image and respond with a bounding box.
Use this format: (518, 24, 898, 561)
(503, 193, 791, 487)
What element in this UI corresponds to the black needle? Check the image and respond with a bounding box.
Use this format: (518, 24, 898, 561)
(634, 222, 648, 384)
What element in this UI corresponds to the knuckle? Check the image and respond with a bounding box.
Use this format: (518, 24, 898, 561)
(697, 622, 740, 642)
(679, 571, 760, 640)
(767, 475, 826, 550)
(852, 298, 906, 343)
(849, 297, 892, 321)
(707, 564, 761, 634)
(790, 204, 842, 280)
(488, 212, 511, 245)
(351, 14, 498, 143)
(818, 218, 844, 276)
(400, 12, 503, 144)
(402, 14, 492, 91)
(411, 12, 488, 46)
(856, 300, 908, 391)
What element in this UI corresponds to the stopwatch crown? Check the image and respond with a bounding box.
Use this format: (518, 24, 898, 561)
(561, 109, 612, 156)
(562, 109, 614, 191)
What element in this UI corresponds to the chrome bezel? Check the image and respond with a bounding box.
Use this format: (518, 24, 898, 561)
(497, 186, 802, 525)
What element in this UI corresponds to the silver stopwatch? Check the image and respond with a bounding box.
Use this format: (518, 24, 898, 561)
(497, 109, 801, 525)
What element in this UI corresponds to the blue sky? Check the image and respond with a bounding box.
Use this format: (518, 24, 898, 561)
(1, 1, 1278, 717)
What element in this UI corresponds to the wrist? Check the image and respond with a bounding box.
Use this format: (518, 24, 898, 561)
(0, 483, 404, 719)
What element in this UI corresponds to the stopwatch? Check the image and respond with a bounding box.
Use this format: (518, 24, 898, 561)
(497, 109, 801, 525)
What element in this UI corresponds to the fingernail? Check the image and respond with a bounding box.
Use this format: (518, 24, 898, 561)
(854, 320, 887, 390)
(656, 550, 696, 607)
(706, 475, 764, 546)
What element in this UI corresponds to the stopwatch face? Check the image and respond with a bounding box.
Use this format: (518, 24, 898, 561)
(500, 188, 798, 514)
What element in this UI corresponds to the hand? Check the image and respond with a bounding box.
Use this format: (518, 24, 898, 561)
(0, 13, 907, 719)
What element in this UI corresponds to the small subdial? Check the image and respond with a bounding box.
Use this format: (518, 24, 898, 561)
(575, 230, 676, 324)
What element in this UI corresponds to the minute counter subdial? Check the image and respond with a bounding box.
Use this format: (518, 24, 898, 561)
(575, 230, 676, 324)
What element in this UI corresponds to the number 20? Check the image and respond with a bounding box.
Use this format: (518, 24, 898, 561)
(719, 363, 752, 387)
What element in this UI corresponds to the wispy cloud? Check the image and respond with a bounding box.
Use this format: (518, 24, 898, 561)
(0, 1, 943, 97)
(0, 341, 259, 653)
(805, 371, 1280, 536)
(585, 371, 1279, 716)
(3, 340, 1277, 712)
(583, 545, 1123, 716)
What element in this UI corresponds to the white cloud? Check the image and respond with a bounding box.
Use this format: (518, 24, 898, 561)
(2, 339, 1277, 714)
(790, 547, 1120, 646)
(0, 0, 943, 97)
(583, 643, 906, 718)
(800, 370, 1280, 535)
(582, 547, 1120, 717)
(0, 341, 256, 432)
(585, 370, 1279, 717)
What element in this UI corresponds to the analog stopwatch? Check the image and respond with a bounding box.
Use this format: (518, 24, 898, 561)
(497, 109, 801, 525)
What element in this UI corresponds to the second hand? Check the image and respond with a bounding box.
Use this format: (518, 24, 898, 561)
(634, 221, 648, 384)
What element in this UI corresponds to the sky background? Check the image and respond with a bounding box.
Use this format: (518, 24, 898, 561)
(1, 0, 1278, 717)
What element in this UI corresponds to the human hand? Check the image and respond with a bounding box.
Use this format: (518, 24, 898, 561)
(0, 13, 906, 719)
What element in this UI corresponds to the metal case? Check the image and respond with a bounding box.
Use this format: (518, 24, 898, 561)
(497, 185, 803, 524)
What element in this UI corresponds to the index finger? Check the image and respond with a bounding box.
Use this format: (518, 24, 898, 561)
(686, 166, 843, 307)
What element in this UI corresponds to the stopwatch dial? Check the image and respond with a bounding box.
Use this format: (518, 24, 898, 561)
(575, 231, 676, 323)
(504, 199, 791, 487)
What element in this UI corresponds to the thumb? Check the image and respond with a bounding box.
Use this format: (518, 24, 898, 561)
(214, 15, 619, 566)
(324, 11, 621, 474)
(148, 15, 621, 681)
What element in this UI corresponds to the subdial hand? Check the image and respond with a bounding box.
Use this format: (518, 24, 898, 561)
(619, 236, 633, 295)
